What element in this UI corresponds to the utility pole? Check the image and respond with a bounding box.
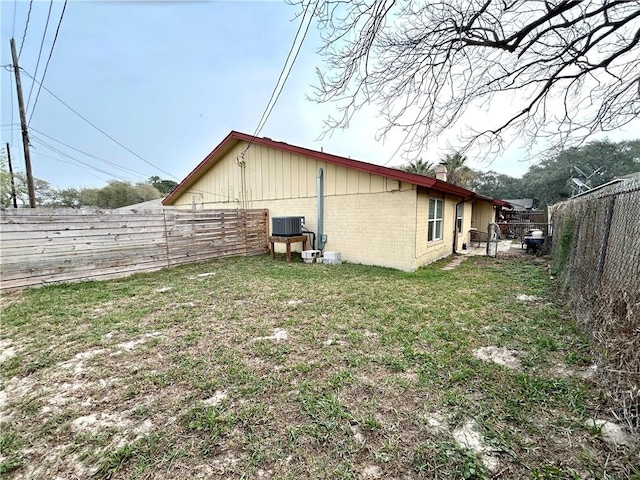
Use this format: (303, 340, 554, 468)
(6, 143, 18, 208)
(10, 38, 36, 208)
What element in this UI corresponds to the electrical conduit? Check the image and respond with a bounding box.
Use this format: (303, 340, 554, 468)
(317, 168, 324, 250)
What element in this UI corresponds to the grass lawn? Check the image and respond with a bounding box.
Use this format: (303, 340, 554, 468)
(1, 254, 638, 479)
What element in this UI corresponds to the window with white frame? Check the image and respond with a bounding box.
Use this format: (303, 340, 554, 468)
(456, 203, 463, 234)
(428, 198, 443, 242)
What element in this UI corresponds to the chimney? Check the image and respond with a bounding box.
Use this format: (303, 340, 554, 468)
(435, 164, 447, 182)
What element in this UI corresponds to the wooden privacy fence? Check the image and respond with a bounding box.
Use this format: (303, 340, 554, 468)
(0, 208, 268, 290)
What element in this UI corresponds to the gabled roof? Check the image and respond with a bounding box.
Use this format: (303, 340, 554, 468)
(503, 198, 535, 210)
(164, 131, 499, 205)
(115, 198, 174, 212)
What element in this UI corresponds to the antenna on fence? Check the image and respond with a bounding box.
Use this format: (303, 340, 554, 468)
(570, 165, 603, 197)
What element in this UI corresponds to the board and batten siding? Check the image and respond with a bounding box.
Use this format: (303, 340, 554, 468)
(0, 209, 268, 290)
(171, 142, 473, 270)
(175, 143, 401, 208)
(471, 199, 496, 233)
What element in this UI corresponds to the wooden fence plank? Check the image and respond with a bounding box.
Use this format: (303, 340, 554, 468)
(0, 226, 168, 241)
(1, 208, 268, 290)
(0, 239, 169, 257)
(0, 261, 170, 290)
(0, 217, 166, 229)
(1, 248, 168, 274)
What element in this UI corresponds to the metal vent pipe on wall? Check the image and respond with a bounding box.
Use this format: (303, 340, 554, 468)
(317, 168, 324, 250)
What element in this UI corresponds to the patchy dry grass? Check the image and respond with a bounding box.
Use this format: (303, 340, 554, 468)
(1, 254, 638, 479)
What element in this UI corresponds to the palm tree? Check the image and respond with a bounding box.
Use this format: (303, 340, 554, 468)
(401, 158, 435, 176)
(441, 153, 474, 187)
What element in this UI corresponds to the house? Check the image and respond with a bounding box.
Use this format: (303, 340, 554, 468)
(115, 198, 175, 213)
(163, 131, 507, 271)
(502, 198, 546, 223)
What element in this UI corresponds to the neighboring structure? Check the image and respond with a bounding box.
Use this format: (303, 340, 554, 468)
(163, 131, 507, 271)
(502, 198, 545, 223)
(115, 198, 175, 213)
(503, 198, 535, 211)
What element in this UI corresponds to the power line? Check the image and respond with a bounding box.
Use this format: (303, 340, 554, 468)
(252, 2, 312, 138)
(26, 0, 54, 112)
(28, 127, 154, 180)
(30, 136, 132, 182)
(241, 0, 317, 157)
(20, 129, 235, 202)
(12, 0, 17, 37)
(19, 68, 179, 180)
(9, 37, 37, 208)
(10, 2, 17, 147)
(18, 0, 33, 59)
(30, 133, 236, 201)
(8, 100, 234, 201)
(158, 1, 319, 206)
(29, 146, 112, 183)
(28, 0, 67, 125)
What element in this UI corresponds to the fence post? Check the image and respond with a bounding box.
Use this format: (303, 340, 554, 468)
(595, 197, 616, 287)
(242, 209, 248, 257)
(162, 210, 171, 268)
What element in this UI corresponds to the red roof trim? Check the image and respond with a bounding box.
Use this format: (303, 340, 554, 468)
(164, 131, 477, 205)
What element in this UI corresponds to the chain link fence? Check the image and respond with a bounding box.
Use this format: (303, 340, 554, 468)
(551, 175, 640, 430)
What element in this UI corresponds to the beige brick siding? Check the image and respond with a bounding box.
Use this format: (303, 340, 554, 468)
(323, 187, 417, 270)
(415, 190, 454, 268)
(170, 141, 483, 271)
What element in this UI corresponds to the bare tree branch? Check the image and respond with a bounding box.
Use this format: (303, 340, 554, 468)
(292, 0, 640, 158)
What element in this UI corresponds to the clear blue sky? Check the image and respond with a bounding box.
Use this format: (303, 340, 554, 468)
(2, 0, 638, 189)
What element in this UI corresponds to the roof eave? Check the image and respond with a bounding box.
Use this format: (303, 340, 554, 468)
(162, 130, 241, 205)
(163, 131, 478, 205)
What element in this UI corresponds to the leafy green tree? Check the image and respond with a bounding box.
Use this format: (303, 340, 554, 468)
(77, 188, 100, 207)
(91, 181, 162, 209)
(469, 171, 524, 200)
(53, 188, 82, 208)
(0, 151, 15, 207)
(149, 176, 178, 195)
(1, 154, 55, 207)
(441, 153, 474, 188)
(520, 139, 640, 207)
(400, 158, 434, 176)
(1, 155, 164, 208)
(50, 181, 162, 208)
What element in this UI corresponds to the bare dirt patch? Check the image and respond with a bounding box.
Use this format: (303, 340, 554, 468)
(473, 346, 521, 369)
(251, 328, 289, 342)
(0, 327, 179, 479)
(452, 420, 500, 472)
(516, 294, 541, 302)
(203, 390, 228, 406)
(2, 256, 638, 479)
(360, 464, 383, 478)
(0, 338, 17, 363)
(585, 418, 636, 447)
(114, 332, 163, 351)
